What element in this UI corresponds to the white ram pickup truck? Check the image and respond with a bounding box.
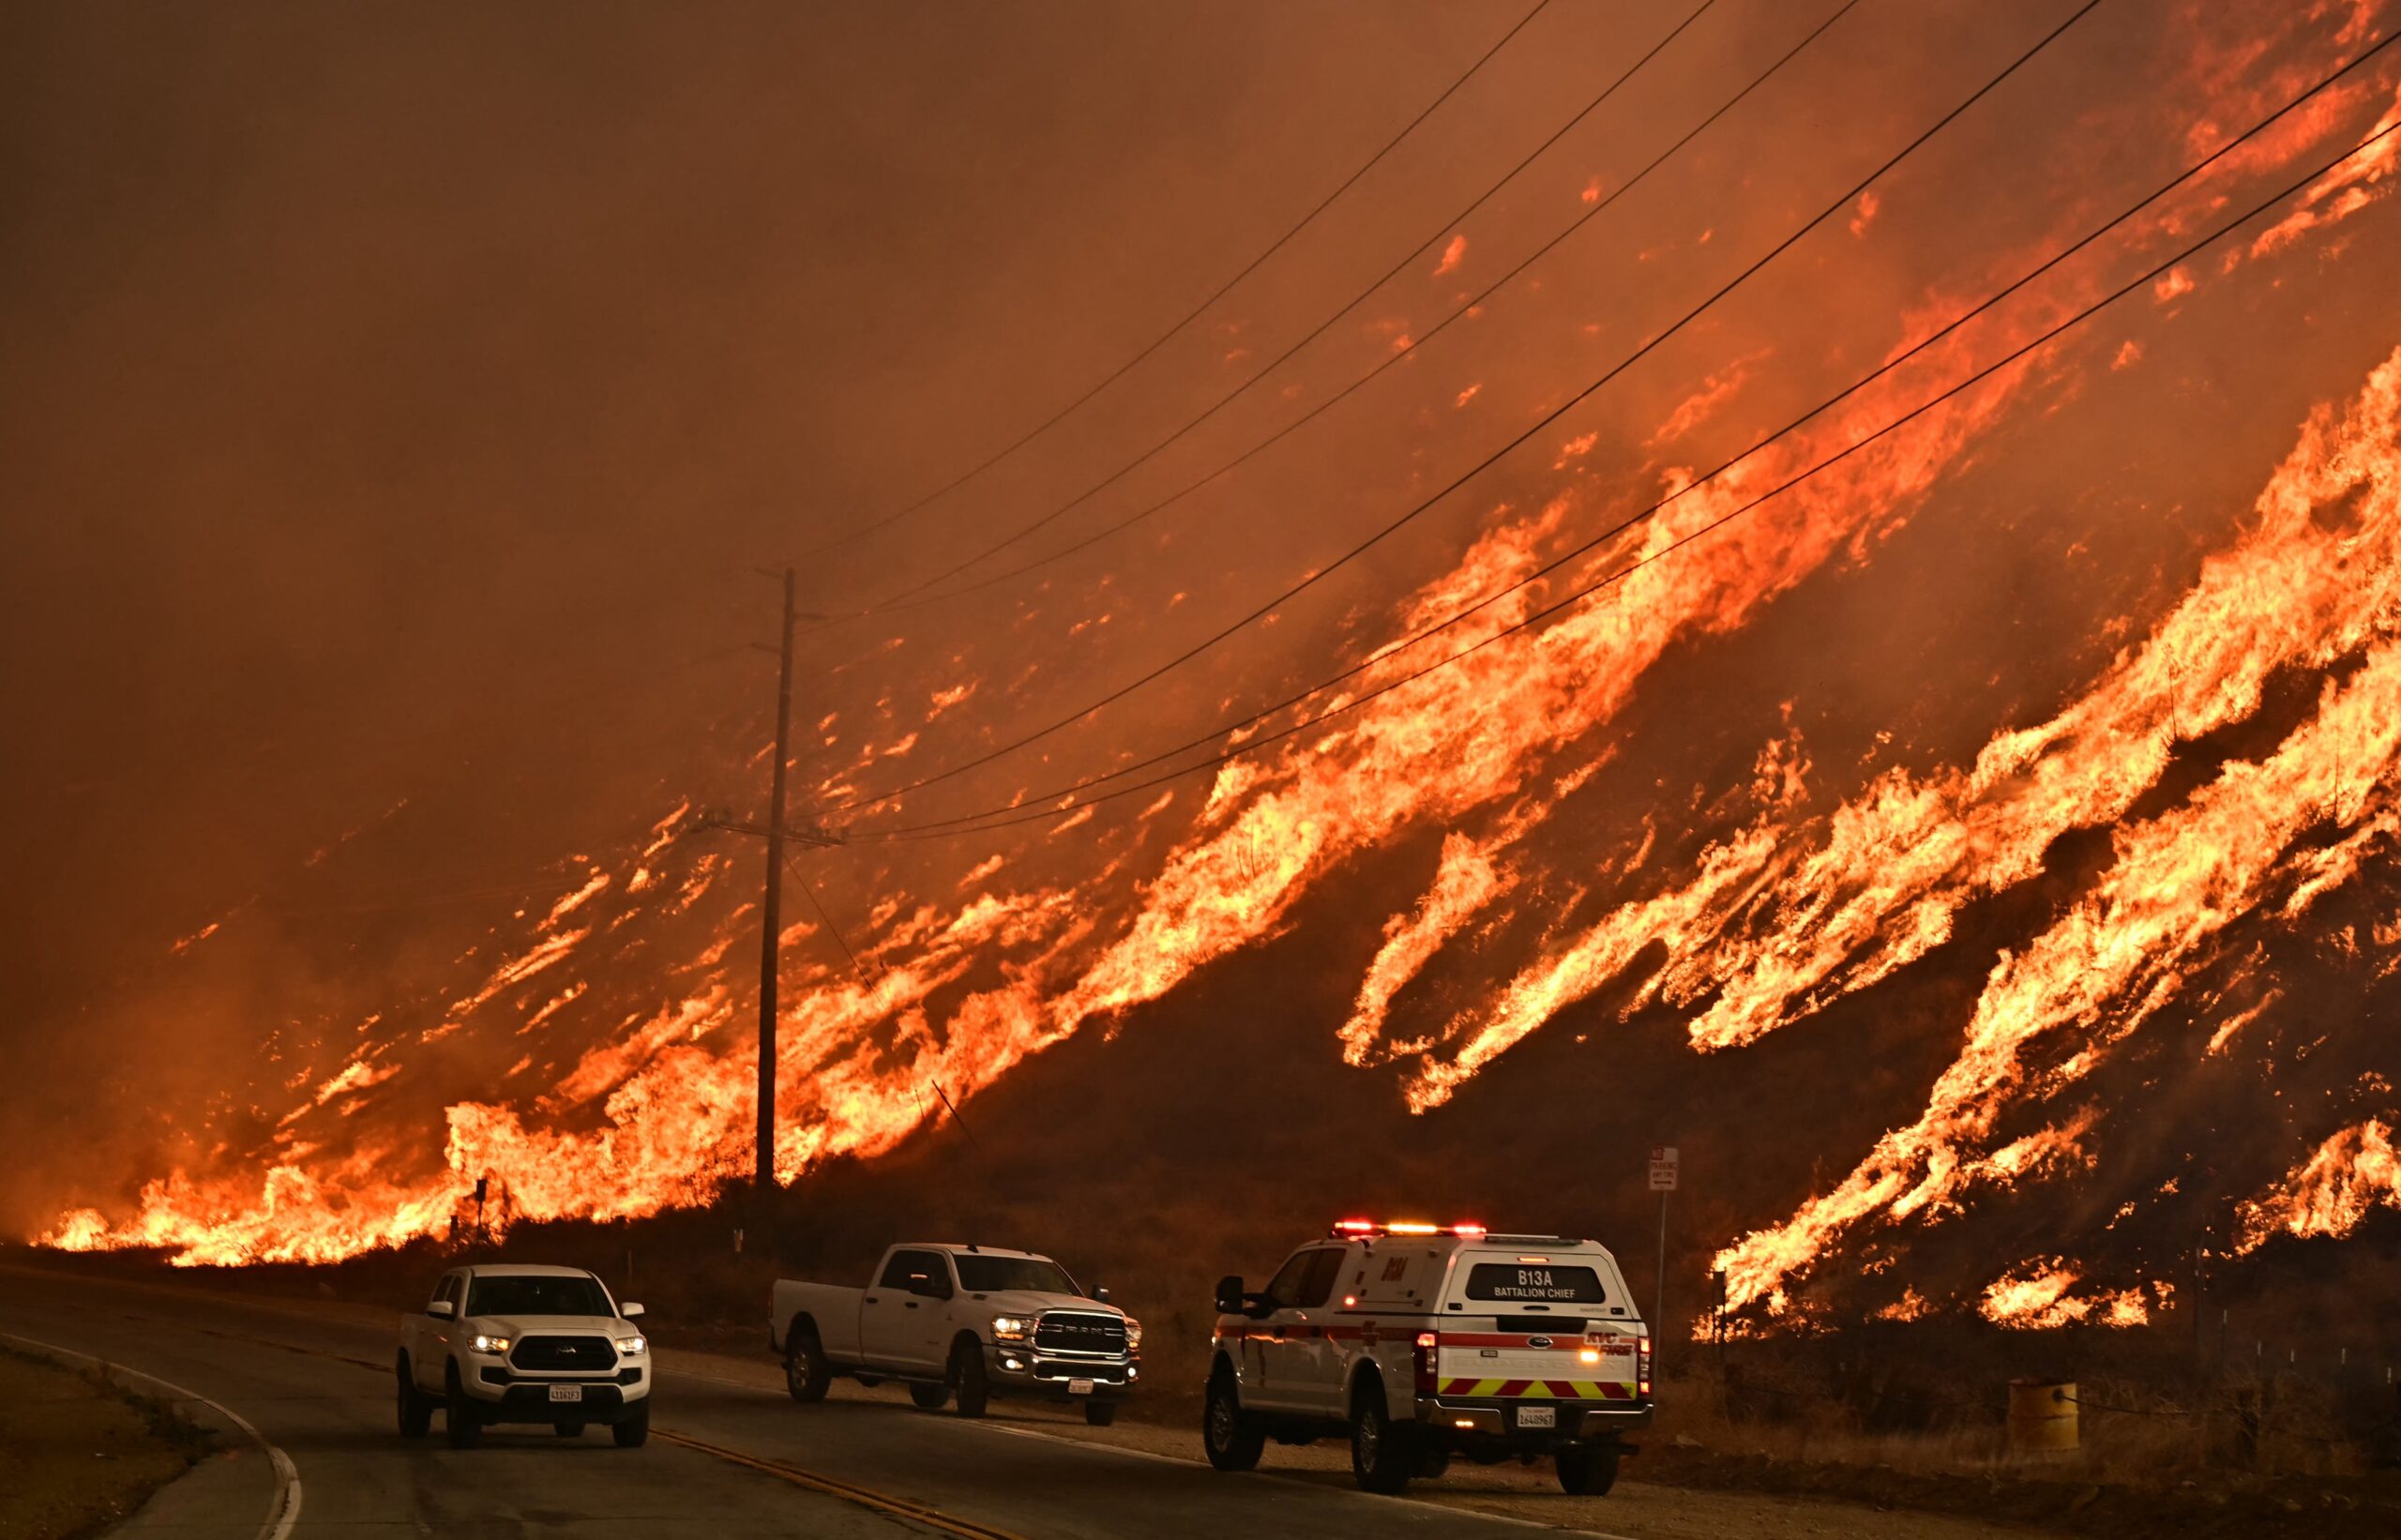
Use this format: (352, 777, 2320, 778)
(771, 1243, 1139, 1425)
(1203, 1220, 1652, 1494)
(396, 1262, 652, 1448)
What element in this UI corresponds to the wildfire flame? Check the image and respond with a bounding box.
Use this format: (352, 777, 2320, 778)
(35, 5, 2401, 1316)
(2234, 1119, 2401, 1251)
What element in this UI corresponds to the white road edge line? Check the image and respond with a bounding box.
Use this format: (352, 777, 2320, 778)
(661, 1362, 1631, 1539)
(1, 1329, 303, 1540)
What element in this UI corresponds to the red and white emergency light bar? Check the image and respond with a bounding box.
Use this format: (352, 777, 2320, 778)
(1330, 1218, 1488, 1239)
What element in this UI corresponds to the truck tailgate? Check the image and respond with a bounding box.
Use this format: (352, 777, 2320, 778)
(1433, 1330, 1640, 1400)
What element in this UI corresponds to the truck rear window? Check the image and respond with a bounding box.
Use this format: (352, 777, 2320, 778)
(1462, 1262, 1606, 1304)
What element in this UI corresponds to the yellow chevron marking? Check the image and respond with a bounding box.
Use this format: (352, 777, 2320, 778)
(1443, 1380, 1639, 1399)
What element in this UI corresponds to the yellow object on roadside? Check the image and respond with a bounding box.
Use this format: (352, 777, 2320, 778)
(2006, 1378, 2079, 1455)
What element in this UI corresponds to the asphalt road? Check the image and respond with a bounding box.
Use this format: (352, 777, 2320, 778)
(0, 1265, 1592, 1540)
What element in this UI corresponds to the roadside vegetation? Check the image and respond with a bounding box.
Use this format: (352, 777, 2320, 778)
(0, 1346, 211, 1540)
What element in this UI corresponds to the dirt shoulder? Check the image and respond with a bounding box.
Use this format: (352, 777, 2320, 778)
(0, 1348, 209, 1540)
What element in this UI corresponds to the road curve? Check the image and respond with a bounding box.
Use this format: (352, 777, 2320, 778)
(0, 1265, 1579, 1540)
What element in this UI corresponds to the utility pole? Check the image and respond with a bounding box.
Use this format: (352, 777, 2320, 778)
(697, 574, 843, 1195)
(758, 566, 797, 1193)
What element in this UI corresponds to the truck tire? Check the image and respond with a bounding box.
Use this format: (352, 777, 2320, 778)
(1556, 1440, 1620, 1495)
(444, 1363, 482, 1449)
(395, 1354, 432, 1440)
(783, 1325, 832, 1403)
(1083, 1401, 1117, 1427)
(909, 1381, 951, 1410)
(612, 1401, 650, 1448)
(949, 1339, 989, 1418)
(1201, 1366, 1264, 1472)
(1349, 1380, 1412, 1494)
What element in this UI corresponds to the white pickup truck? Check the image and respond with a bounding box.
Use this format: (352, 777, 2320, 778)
(771, 1243, 1139, 1425)
(396, 1262, 651, 1448)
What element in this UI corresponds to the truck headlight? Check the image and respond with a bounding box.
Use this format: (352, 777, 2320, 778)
(470, 1334, 513, 1354)
(1123, 1317, 1141, 1352)
(990, 1315, 1032, 1342)
(615, 1335, 647, 1355)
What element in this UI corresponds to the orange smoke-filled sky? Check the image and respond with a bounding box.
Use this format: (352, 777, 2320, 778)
(6, 0, 2401, 1302)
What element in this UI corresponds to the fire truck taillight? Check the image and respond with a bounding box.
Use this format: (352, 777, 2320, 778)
(1638, 1336, 1653, 1398)
(1413, 1331, 1441, 1395)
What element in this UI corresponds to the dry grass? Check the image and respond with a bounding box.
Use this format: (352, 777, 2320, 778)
(0, 1348, 209, 1540)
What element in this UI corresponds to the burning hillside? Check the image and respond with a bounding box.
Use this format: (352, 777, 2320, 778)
(22, 1, 2401, 1337)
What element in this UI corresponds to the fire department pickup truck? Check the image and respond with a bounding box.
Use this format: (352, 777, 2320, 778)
(1203, 1220, 1651, 1493)
(771, 1243, 1139, 1424)
(395, 1263, 651, 1448)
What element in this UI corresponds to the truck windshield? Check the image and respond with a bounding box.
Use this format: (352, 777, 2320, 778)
(954, 1256, 1077, 1294)
(465, 1274, 612, 1318)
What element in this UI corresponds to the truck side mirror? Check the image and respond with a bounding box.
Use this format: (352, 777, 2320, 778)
(1214, 1276, 1245, 1315)
(1093, 1285, 1110, 1304)
(620, 1302, 645, 1320)
(427, 1300, 456, 1320)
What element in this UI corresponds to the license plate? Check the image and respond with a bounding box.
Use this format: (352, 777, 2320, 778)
(1067, 1378, 1095, 1397)
(548, 1384, 583, 1403)
(1517, 1406, 1556, 1429)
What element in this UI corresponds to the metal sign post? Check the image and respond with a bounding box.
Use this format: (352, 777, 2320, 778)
(1648, 1147, 1679, 1352)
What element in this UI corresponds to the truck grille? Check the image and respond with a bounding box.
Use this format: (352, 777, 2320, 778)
(1034, 1359, 1128, 1383)
(1032, 1311, 1127, 1356)
(509, 1335, 616, 1372)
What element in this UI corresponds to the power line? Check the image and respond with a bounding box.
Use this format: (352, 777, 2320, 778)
(789, 0, 1556, 566)
(784, 0, 1805, 643)
(832, 0, 2107, 818)
(867, 0, 1731, 610)
(785, 849, 883, 990)
(859, 85, 2401, 842)
(864, 21, 2401, 838)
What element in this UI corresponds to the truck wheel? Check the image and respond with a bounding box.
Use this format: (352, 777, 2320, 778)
(1556, 1440, 1620, 1495)
(1083, 1401, 1117, 1427)
(949, 1341, 989, 1418)
(1201, 1366, 1264, 1472)
(1349, 1381, 1412, 1494)
(909, 1381, 951, 1411)
(443, 1363, 482, 1449)
(783, 1326, 832, 1403)
(395, 1354, 431, 1439)
(612, 1401, 650, 1448)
